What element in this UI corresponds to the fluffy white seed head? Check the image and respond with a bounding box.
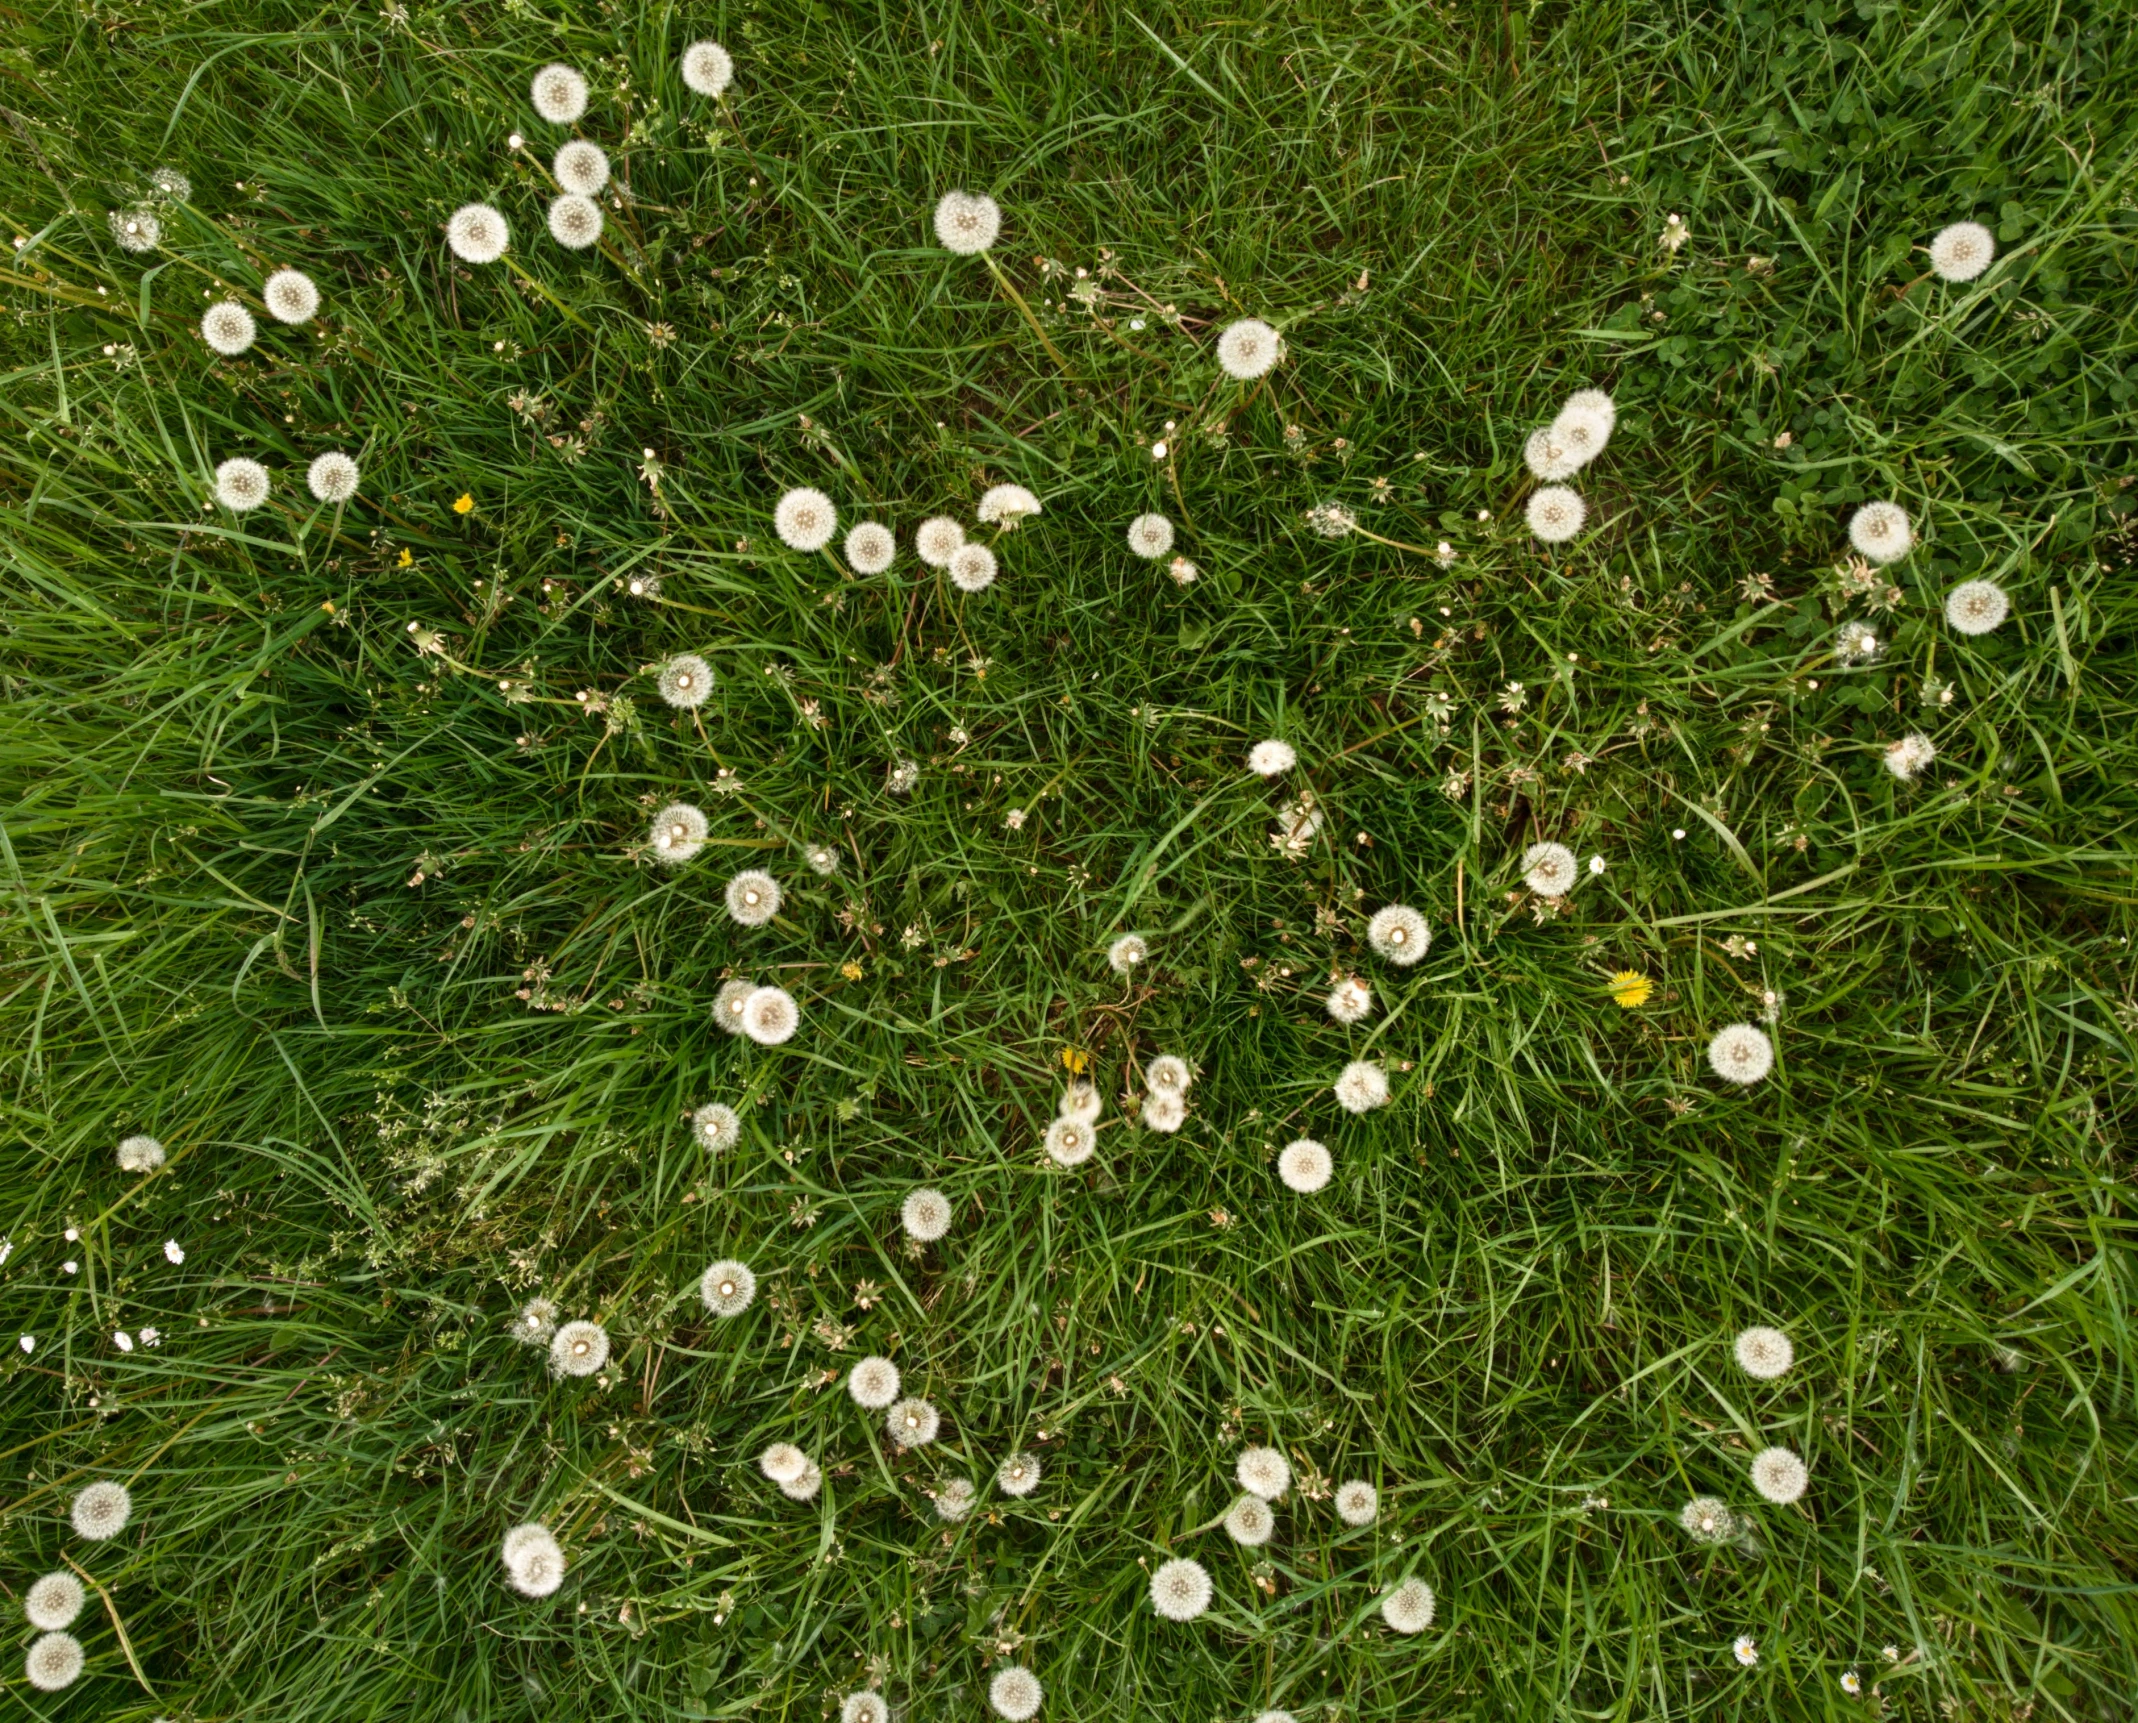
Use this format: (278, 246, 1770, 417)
(1563, 388, 1616, 433)
(1524, 426, 1582, 481)
(649, 802, 709, 866)
(997, 1452, 1041, 1497)
(844, 521, 896, 574)
(1058, 1080, 1102, 1124)
(1836, 618, 1882, 665)
(725, 869, 782, 927)
(1553, 399, 1613, 463)
(805, 843, 840, 876)
(306, 451, 359, 504)
(1334, 1059, 1390, 1114)
(1326, 975, 1372, 1025)
(742, 984, 800, 1045)
(758, 1443, 809, 1484)
(1145, 1054, 1192, 1093)
(1149, 1556, 1214, 1620)
(978, 483, 1042, 526)
(531, 63, 590, 124)
(1734, 1326, 1794, 1379)
(1367, 904, 1430, 964)
(1107, 933, 1148, 974)
(1334, 1479, 1378, 1526)
(117, 1134, 165, 1172)
(681, 40, 734, 97)
(553, 140, 610, 196)
(914, 515, 965, 566)
(692, 1102, 741, 1153)
(933, 190, 1001, 255)
(1216, 318, 1282, 380)
(1884, 733, 1937, 781)
(1142, 1090, 1187, 1133)
(700, 1259, 756, 1318)
(1708, 1023, 1775, 1086)
(70, 1480, 132, 1540)
(847, 1355, 901, 1409)
(1237, 1446, 1291, 1500)
(447, 202, 509, 263)
(902, 1186, 952, 1241)
(263, 268, 319, 324)
(1751, 1445, 1808, 1503)
(889, 1396, 940, 1447)
(214, 457, 270, 512)
(24, 1632, 84, 1692)
(1929, 220, 1995, 282)
(1278, 1138, 1333, 1193)
(779, 1463, 823, 1501)
(714, 979, 756, 1034)
(1945, 579, 2009, 635)
(1225, 1493, 1275, 1545)
(775, 487, 836, 551)
(25, 1572, 84, 1631)
(1848, 501, 1913, 564)
(1380, 1576, 1436, 1634)
(1527, 485, 1586, 543)
(841, 1694, 889, 1723)
(1044, 1116, 1095, 1166)
(1127, 512, 1175, 558)
(988, 1666, 1042, 1720)
(550, 1320, 609, 1377)
(658, 653, 713, 708)
(1247, 739, 1296, 776)
(1523, 841, 1579, 898)
(934, 1477, 976, 1521)
(1679, 1495, 1735, 1543)
(548, 193, 603, 250)
(200, 299, 256, 355)
(948, 542, 997, 593)
(111, 206, 161, 251)
(1255, 1713, 1299, 1723)
(506, 1534, 566, 1597)
(511, 1298, 558, 1345)
(501, 1521, 556, 1567)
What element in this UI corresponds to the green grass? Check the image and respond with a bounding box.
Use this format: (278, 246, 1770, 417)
(4, 0, 2137, 1717)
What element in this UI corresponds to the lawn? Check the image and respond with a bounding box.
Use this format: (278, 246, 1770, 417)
(3, 1, 2136, 1718)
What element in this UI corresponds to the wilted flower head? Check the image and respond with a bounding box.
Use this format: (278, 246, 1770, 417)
(553, 140, 610, 195)
(933, 190, 1001, 255)
(914, 515, 965, 567)
(902, 1186, 952, 1241)
(692, 1102, 741, 1153)
(1884, 733, 1936, 781)
(889, 1396, 940, 1447)
(1847, 501, 1913, 565)
(1524, 426, 1582, 482)
(1708, 1023, 1775, 1085)
(263, 268, 319, 324)
(117, 1134, 165, 1172)
(25, 1572, 83, 1631)
(934, 1476, 976, 1521)
(1149, 1555, 1214, 1620)
(1734, 1326, 1794, 1379)
(1523, 841, 1579, 898)
(649, 803, 709, 866)
(447, 202, 510, 263)
(997, 1452, 1041, 1496)
(1142, 1090, 1186, 1133)
(844, 521, 895, 574)
(1237, 1445, 1291, 1500)
(680, 40, 734, 97)
(70, 1480, 132, 1540)
(978, 483, 1042, 526)
(1145, 1053, 1191, 1093)
(1107, 933, 1148, 974)
(841, 1693, 889, 1723)
(511, 1298, 558, 1345)
(948, 542, 997, 593)
(724, 869, 782, 927)
(847, 1355, 901, 1409)
(1127, 512, 1174, 559)
(214, 457, 270, 512)
(1367, 904, 1430, 965)
(1681, 1496, 1734, 1542)
(1945, 579, 2008, 635)
(1247, 739, 1296, 776)
(700, 1258, 756, 1319)
(1929, 220, 1995, 282)
(774, 487, 836, 551)
(1225, 1494, 1275, 1545)
(200, 299, 256, 355)
(548, 194, 603, 250)
(1326, 976, 1372, 1026)
(1278, 1138, 1332, 1193)
(742, 984, 800, 1045)
(1044, 1116, 1095, 1166)
(531, 63, 590, 124)
(110, 207, 160, 251)
(714, 979, 756, 1034)
(758, 1442, 809, 1484)
(306, 452, 360, 504)
(1526, 485, 1587, 543)
(1751, 1445, 1808, 1503)
(1216, 318, 1282, 380)
(24, 1632, 84, 1692)
(550, 1319, 609, 1377)
(1835, 618, 1882, 665)
(988, 1665, 1042, 1720)
(1333, 1059, 1390, 1114)
(1380, 1576, 1436, 1633)
(657, 653, 713, 708)
(1334, 1479, 1378, 1526)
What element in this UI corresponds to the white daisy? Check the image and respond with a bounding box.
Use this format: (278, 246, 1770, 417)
(1334, 1059, 1390, 1114)
(1247, 739, 1296, 776)
(724, 870, 781, 927)
(263, 268, 319, 324)
(1237, 1445, 1291, 1499)
(306, 452, 360, 504)
(933, 190, 1001, 255)
(1380, 1576, 1436, 1634)
(988, 1666, 1042, 1720)
(978, 483, 1042, 526)
(1883, 733, 1936, 781)
(1278, 1138, 1332, 1193)
(447, 202, 509, 263)
(948, 542, 997, 592)
(701, 1260, 757, 1317)
(1334, 1479, 1378, 1526)
(1944, 579, 2008, 635)
(680, 40, 734, 97)
(1149, 1556, 1213, 1620)
(1527, 485, 1586, 543)
(742, 985, 800, 1045)
(1847, 501, 1913, 564)
(1127, 512, 1174, 558)
(914, 515, 965, 566)
(775, 487, 837, 551)
(214, 457, 270, 512)
(1707, 1023, 1774, 1085)
(1750, 1445, 1808, 1503)
(649, 803, 708, 866)
(1733, 1326, 1794, 1379)
(531, 63, 590, 125)
(847, 1355, 900, 1409)
(1216, 318, 1282, 380)
(1928, 220, 1995, 282)
(200, 300, 256, 355)
(844, 521, 896, 574)
(1225, 1494, 1275, 1545)
(548, 194, 603, 250)
(1366, 904, 1429, 964)
(1522, 841, 1579, 898)
(692, 1102, 741, 1153)
(901, 1187, 952, 1241)
(1732, 1635, 1759, 1668)
(553, 140, 610, 196)
(1044, 1117, 1095, 1166)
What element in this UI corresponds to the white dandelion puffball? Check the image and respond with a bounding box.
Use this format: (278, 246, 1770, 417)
(214, 457, 270, 512)
(24, 1632, 84, 1692)
(263, 268, 319, 324)
(1945, 578, 2009, 635)
(531, 63, 590, 124)
(1255, 1713, 1299, 1723)
(200, 298, 256, 355)
(1216, 317, 1282, 380)
(1564, 387, 1616, 433)
(1553, 398, 1614, 464)
(1523, 841, 1579, 898)
(512, 1298, 558, 1345)
(692, 1101, 741, 1152)
(548, 193, 603, 250)
(1848, 500, 1913, 564)
(1108, 933, 1148, 974)
(1884, 733, 1937, 781)
(650, 802, 709, 866)
(25, 1572, 84, 1631)
(1680, 1495, 1735, 1543)
(889, 1396, 941, 1447)
(505, 1527, 566, 1597)
(847, 1355, 901, 1409)
(111, 206, 160, 251)
(681, 40, 734, 97)
(805, 843, 840, 876)
(742, 984, 800, 1045)
(1836, 618, 1882, 664)
(1524, 426, 1582, 482)
(1527, 484, 1587, 543)
(1247, 739, 1296, 776)
(725, 869, 782, 927)
(1058, 1079, 1103, 1124)
(775, 487, 836, 551)
(1326, 975, 1372, 1025)
(1751, 1445, 1809, 1504)
(1708, 1023, 1775, 1086)
(658, 653, 713, 708)
(1334, 1059, 1390, 1114)
(933, 190, 1001, 255)
(447, 202, 509, 263)
(550, 1319, 609, 1377)
(902, 1186, 952, 1241)
(1237, 1445, 1291, 1500)
(1145, 1054, 1191, 1093)
(1127, 512, 1175, 559)
(948, 542, 998, 593)
(306, 451, 360, 504)
(1044, 1116, 1095, 1167)
(1334, 1479, 1379, 1526)
(780, 1463, 824, 1501)
(71, 1480, 132, 1540)
(988, 1666, 1043, 1721)
(914, 515, 965, 567)
(1278, 1138, 1333, 1193)
(117, 1134, 165, 1172)
(501, 1521, 556, 1568)
(714, 978, 756, 1034)
(1735, 1325, 1794, 1379)
(1367, 904, 1430, 965)
(844, 521, 896, 574)
(842, 1693, 889, 1723)
(935, 1477, 977, 1521)
(1150, 1556, 1214, 1621)
(1226, 1493, 1275, 1545)
(758, 1443, 809, 1484)
(997, 1452, 1041, 1497)
(700, 1259, 757, 1318)
(1142, 1090, 1187, 1133)
(978, 483, 1042, 526)
(553, 140, 610, 196)
(1380, 1577, 1436, 1634)
(1929, 220, 1996, 282)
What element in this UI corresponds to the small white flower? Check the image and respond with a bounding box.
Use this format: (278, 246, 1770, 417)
(933, 190, 1001, 255)
(1661, 212, 1690, 253)
(1750, 1445, 1808, 1504)
(1847, 501, 1913, 565)
(1216, 318, 1282, 379)
(263, 269, 319, 324)
(1366, 904, 1430, 965)
(163, 1238, 184, 1265)
(948, 542, 997, 592)
(553, 140, 610, 196)
(1278, 1138, 1332, 1193)
(214, 457, 270, 512)
(1734, 1325, 1794, 1379)
(1236, 1445, 1291, 1500)
(1840, 1671, 1862, 1696)
(741, 985, 800, 1045)
(914, 515, 965, 567)
(844, 521, 896, 574)
(1587, 854, 1606, 876)
(1149, 1556, 1213, 1620)
(649, 803, 709, 866)
(1883, 733, 1936, 781)
(978, 483, 1042, 526)
(1247, 739, 1296, 776)
(1380, 1577, 1436, 1634)
(724, 870, 782, 927)
(548, 194, 603, 250)
(200, 299, 256, 355)
(1708, 1023, 1775, 1086)
(447, 202, 510, 264)
(1944, 579, 2008, 635)
(531, 63, 590, 125)
(307, 452, 360, 504)
(775, 487, 836, 551)
(1334, 1479, 1378, 1526)
(1523, 841, 1579, 898)
(1334, 1059, 1390, 1114)
(1732, 1635, 1759, 1668)
(1928, 220, 1995, 282)
(680, 40, 734, 97)
(1107, 933, 1148, 974)
(1325, 976, 1371, 1025)
(1526, 485, 1587, 543)
(113, 1330, 134, 1352)
(17, 1335, 30, 1353)
(1127, 512, 1174, 558)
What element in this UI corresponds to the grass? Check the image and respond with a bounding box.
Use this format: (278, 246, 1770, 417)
(2, 0, 2136, 1718)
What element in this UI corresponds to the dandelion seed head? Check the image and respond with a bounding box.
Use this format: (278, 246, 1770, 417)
(655, 653, 713, 709)
(758, 1443, 809, 1484)
(25, 1572, 83, 1631)
(914, 515, 965, 567)
(742, 985, 800, 1045)
(1524, 426, 1582, 482)
(886, 758, 920, 795)
(1107, 933, 1148, 974)
(988, 1665, 1042, 1720)
(844, 521, 896, 574)
(1058, 1079, 1102, 1124)
(1237, 1445, 1291, 1500)
(948, 542, 998, 593)
(553, 140, 610, 196)
(531, 63, 590, 124)
(307, 451, 360, 504)
(511, 1298, 558, 1344)
(70, 1480, 132, 1540)
(1553, 399, 1613, 463)
(1366, 904, 1430, 965)
(1305, 501, 1357, 539)
(117, 1134, 165, 1172)
(200, 299, 256, 355)
(547, 193, 603, 250)
(24, 1632, 84, 1692)
(771, 487, 836, 551)
(934, 1476, 976, 1521)
(1945, 579, 2008, 635)
(889, 1396, 940, 1447)
(1380, 1576, 1436, 1634)
(214, 457, 270, 512)
(447, 202, 509, 263)
(1216, 318, 1282, 380)
(978, 483, 1042, 526)
(902, 1186, 952, 1241)
(779, 1463, 823, 1501)
(1751, 1445, 1808, 1503)
(501, 1521, 556, 1567)
(1523, 841, 1579, 898)
(1734, 1326, 1794, 1379)
(1325, 976, 1372, 1026)
(1334, 1479, 1378, 1526)
(549, 1319, 609, 1377)
(1044, 1117, 1095, 1166)
(110, 206, 160, 251)
(1334, 1059, 1390, 1114)
(1142, 1090, 1187, 1133)
(263, 268, 319, 324)
(933, 190, 1001, 255)
(507, 1536, 566, 1598)
(649, 802, 709, 866)
(700, 1259, 756, 1318)
(805, 843, 840, 875)
(714, 979, 757, 1034)
(847, 1355, 900, 1409)
(1527, 485, 1587, 543)
(842, 1693, 889, 1723)
(724, 869, 782, 927)
(1847, 501, 1913, 565)
(1225, 1494, 1275, 1545)
(1563, 388, 1617, 433)
(1127, 512, 1175, 558)
(1278, 1138, 1333, 1193)
(997, 1452, 1041, 1496)
(1708, 1023, 1775, 1086)
(1929, 220, 1995, 282)
(1680, 1495, 1735, 1543)
(680, 40, 734, 97)
(1884, 733, 1936, 781)
(1144, 1054, 1192, 1093)
(1150, 1555, 1214, 1620)
(1247, 739, 1296, 776)
(1836, 619, 1882, 665)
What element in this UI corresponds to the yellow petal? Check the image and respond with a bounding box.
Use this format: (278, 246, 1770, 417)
(453, 493, 475, 514)
(1060, 1046, 1090, 1073)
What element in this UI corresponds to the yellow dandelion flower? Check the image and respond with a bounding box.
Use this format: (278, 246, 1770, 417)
(397, 546, 413, 568)
(839, 960, 863, 981)
(1608, 971, 1652, 1009)
(1060, 1046, 1090, 1074)
(453, 493, 475, 514)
